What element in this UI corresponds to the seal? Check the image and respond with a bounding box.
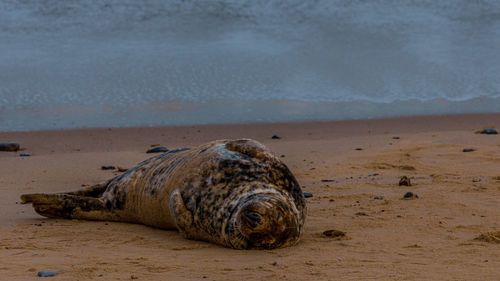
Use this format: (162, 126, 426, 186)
(21, 139, 306, 249)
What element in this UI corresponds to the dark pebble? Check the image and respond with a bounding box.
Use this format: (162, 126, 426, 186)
(20, 153, 31, 157)
(374, 196, 384, 200)
(392, 136, 400, 139)
(368, 173, 379, 177)
(303, 192, 313, 198)
(271, 134, 281, 139)
(355, 147, 363, 151)
(146, 147, 169, 153)
(101, 165, 116, 170)
(399, 176, 412, 186)
(403, 192, 418, 199)
(321, 179, 335, 182)
(323, 229, 346, 238)
(37, 271, 58, 277)
(472, 178, 481, 182)
(462, 148, 476, 152)
(480, 128, 498, 135)
(0, 142, 20, 152)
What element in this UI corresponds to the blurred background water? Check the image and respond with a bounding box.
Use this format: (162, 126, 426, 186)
(1, 0, 499, 131)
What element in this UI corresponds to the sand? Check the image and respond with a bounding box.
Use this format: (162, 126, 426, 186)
(1, 113, 499, 280)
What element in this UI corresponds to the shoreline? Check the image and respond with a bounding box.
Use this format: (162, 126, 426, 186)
(3, 112, 500, 134)
(3, 97, 500, 132)
(1, 113, 500, 280)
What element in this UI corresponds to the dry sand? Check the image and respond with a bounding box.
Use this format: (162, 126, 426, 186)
(1, 114, 500, 280)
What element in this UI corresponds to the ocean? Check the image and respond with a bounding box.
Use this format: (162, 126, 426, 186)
(1, 0, 499, 131)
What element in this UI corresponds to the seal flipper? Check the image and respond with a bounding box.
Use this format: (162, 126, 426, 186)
(20, 193, 119, 221)
(169, 189, 193, 237)
(20, 180, 120, 221)
(21, 180, 111, 204)
(225, 139, 272, 160)
(63, 180, 112, 197)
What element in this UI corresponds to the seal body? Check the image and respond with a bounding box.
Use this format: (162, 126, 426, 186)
(21, 139, 306, 249)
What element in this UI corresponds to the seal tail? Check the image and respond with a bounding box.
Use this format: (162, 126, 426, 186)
(20, 181, 118, 221)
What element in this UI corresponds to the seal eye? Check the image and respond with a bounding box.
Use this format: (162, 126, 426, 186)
(242, 210, 262, 228)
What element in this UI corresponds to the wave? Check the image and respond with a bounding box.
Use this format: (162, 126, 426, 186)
(2, 0, 500, 32)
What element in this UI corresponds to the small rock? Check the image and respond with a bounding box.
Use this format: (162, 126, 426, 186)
(20, 153, 31, 157)
(392, 136, 400, 139)
(368, 173, 379, 177)
(480, 128, 498, 135)
(101, 165, 116, 170)
(355, 212, 368, 216)
(303, 192, 313, 198)
(280, 154, 285, 158)
(321, 179, 335, 182)
(37, 271, 58, 277)
(399, 176, 412, 186)
(462, 148, 476, 152)
(374, 196, 384, 200)
(472, 178, 481, 182)
(130, 275, 138, 280)
(271, 134, 281, 139)
(0, 142, 20, 152)
(146, 147, 169, 153)
(403, 192, 418, 199)
(355, 147, 363, 151)
(323, 229, 346, 238)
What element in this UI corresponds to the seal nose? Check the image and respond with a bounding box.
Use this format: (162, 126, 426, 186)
(242, 209, 262, 228)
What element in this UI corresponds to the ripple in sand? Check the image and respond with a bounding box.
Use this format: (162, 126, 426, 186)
(474, 231, 500, 243)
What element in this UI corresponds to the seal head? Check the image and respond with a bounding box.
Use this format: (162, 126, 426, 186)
(224, 186, 303, 249)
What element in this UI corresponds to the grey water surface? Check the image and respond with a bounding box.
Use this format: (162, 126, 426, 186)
(1, 0, 499, 131)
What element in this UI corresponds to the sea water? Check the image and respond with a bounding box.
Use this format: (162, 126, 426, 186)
(1, 0, 499, 131)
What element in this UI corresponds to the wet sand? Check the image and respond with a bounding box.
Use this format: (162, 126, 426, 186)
(1, 114, 500, 280)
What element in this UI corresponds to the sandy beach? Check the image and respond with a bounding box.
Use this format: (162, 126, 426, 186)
(1, 113, 500, 280)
